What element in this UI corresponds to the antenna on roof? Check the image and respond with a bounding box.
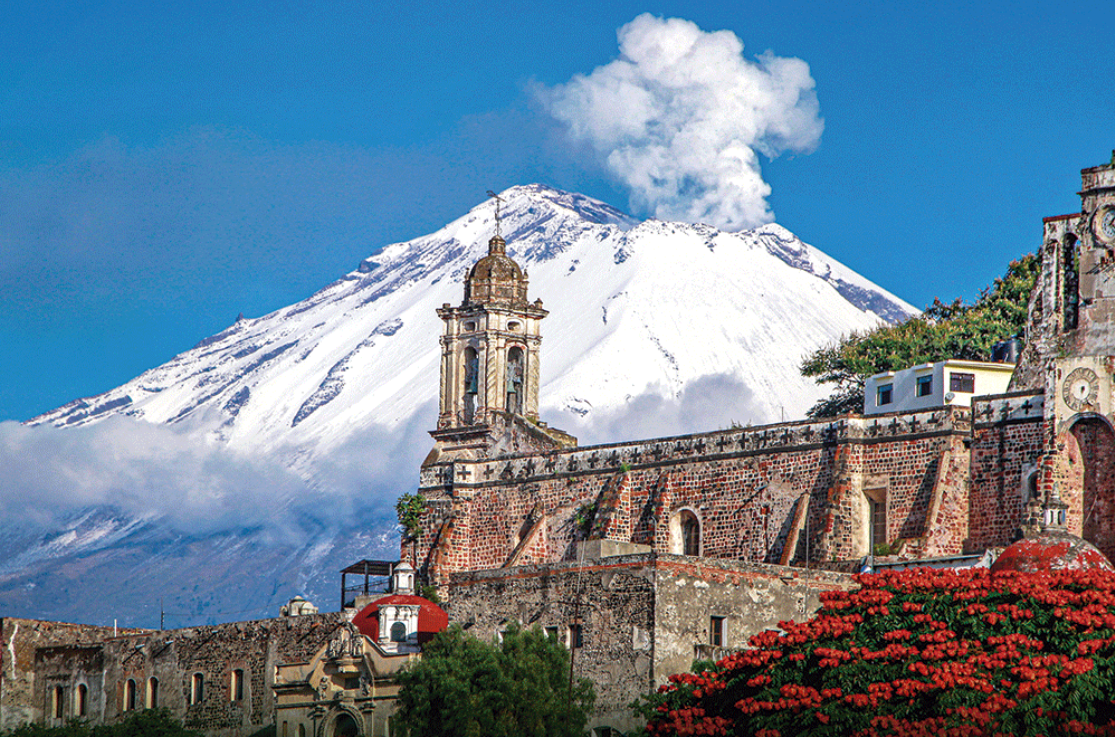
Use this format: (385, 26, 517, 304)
(487, 190, 505, 240)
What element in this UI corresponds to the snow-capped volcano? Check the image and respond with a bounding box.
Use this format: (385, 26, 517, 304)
(7, 185, 915, 627)
(32, 184, 912, 448)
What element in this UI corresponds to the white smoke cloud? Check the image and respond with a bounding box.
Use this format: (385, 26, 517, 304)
(537, 13, 823, 230)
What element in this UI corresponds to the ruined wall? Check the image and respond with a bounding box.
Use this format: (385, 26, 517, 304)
(965, 393, 1045, 552)
(1, 619, 144, 731)
(416, 409, 971, 582)
(651, 559, 851, 691)
(4, 614, 345, 737)
(443, 554, 851, 733)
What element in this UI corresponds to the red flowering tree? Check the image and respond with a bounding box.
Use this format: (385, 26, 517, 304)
(637, 568, 1115, 737)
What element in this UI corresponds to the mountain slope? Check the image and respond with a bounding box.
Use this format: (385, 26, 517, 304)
(10, 185, 916, 627)
(33, 184, 912, 446)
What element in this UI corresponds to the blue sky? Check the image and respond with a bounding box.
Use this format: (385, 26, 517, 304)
(3, 0, 1114, 422)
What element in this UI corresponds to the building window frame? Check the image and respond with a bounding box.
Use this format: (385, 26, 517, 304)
(949, 372, 975, 393)
(710, 616, 726, 647)
(190, 673, 204, 706)
(75, 684, 87, 718)
(877, 383, 893, 406)
(915, 374, 932, 397)
(52, 686, 64, 719)
(146, 677, 158, 709)
(231, 669, 244, 702)
(567, 623, 584, 649)
(124, 679, 137, 712)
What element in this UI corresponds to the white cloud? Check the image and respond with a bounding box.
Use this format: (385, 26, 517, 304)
(536, 13, 823, 231)
(551, 373, 764, 445)
(0, 410, 432, 537)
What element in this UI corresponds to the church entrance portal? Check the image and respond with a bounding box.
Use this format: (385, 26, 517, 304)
(329, 713, 359, 737)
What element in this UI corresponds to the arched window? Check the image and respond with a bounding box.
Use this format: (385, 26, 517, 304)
(390, 622, 407, 643)
(1064, 235, 1079, 330)
(681, 512, 700, 556)
(190, 673, 204, 705)
(75, 684, 87, 717)
(52, 686, 64, 719)
(298, 724, 307, 737)
(231, 669, 244, 701)
(506, 347, 524, 414)
(464, 347, 479, 424)
(670, 510, 701, 556)
(146, 677, 158, 708)
(124, 679, 136, 712)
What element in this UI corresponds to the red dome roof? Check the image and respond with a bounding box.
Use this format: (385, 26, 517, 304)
(991, 533, 1114, 574)
(352, 594, 449, 645)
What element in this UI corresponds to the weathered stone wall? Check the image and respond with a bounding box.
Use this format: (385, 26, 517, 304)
(4, 614, 345, 737)
(651, 558, 851, 691)
(443, 554, 851, 733)
(1, 618, 142, 731)
(416, 409, 972, 582)
(966, 393, 1045, 552)
(445, 556, 657, 731)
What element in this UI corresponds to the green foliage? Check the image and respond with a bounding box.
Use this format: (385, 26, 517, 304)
(396, 492, 426, 541)
(396, 623, 595, 737)
(1, 710, 201, 737)
(872, 542, 896, 557)
(801, 254, 1040, 418)
(419, 583, 441, 604)
(573, 502, 597, 535)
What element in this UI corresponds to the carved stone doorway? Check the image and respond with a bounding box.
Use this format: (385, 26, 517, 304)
(329, 713, 359, 737)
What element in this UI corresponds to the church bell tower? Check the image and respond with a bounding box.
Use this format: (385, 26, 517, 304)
(426, 194, 574, 463)
(436, 232, 548, 429)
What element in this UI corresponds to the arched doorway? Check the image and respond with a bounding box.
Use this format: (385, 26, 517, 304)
(330, 712, 360, 737)
(1072, 417, 1115, 561)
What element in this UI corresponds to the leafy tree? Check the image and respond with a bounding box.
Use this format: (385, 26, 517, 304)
(636, 567, 1115, 736)
(395, 623, 595, 737)
(801, 254, 1040, 418)
(1, 710, 201, 737)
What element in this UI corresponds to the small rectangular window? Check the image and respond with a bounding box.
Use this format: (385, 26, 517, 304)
(568, 623, 583, 649)
(877, 383, 893, 406)
(710, 616, 726, 647)
(544, 626, 559, 640)
(915, 375, 932, 397)
(950, 372, 975, 393)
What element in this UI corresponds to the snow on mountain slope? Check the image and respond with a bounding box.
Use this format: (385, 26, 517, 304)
(33, 184, 913, 451)
(8, 185, 915, 627)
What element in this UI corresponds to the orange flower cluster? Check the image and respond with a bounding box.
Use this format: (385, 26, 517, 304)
(638, 568, 1115, 737)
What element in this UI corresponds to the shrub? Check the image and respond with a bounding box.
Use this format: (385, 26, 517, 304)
(637, 567, 1115, 736)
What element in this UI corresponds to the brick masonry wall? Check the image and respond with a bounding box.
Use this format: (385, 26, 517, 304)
(966, 395, 1046, 552)
(415, 409, 974, 581)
